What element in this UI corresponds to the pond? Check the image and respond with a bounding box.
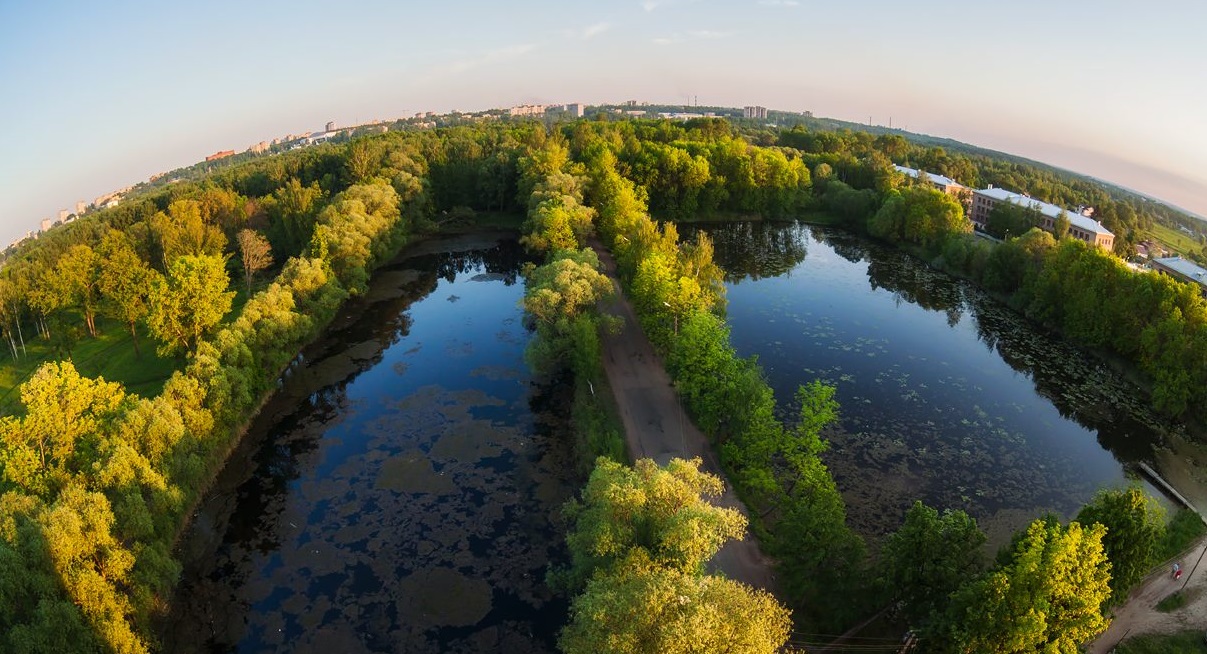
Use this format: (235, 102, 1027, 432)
(163, 233, 574, 653)
(685, 221, 1182, 547)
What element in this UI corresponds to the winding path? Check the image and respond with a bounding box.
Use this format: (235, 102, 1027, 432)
(590, 239, 777, 592)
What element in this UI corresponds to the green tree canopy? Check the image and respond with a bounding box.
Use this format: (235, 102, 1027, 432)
(150, 200, 228, 267)
(146, 255, 234, 356)
(522, 248, 613, 328)
(937, 518, 1111, 653)
(98, 230, 159, 356)
(881, 501, 986, 627)
(556, 457, 746, 591)
(0, 361, 128, 497)
(985, 201, 1039, 240)
(868, 186, 969, 249)
(560, 557, 792, 654)
(1076, 486, 1165, 601)
(50, 244, 103, 337)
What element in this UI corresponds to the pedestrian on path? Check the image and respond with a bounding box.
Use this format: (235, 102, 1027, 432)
(1173, 562, 1182, 579)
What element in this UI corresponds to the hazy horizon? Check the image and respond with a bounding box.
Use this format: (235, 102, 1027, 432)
(3, 0, 1205, 245)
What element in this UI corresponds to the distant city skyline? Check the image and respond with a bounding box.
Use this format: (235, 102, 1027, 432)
(2, 0, 1205, 246)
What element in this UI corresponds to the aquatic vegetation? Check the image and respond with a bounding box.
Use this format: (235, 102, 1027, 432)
(698, 222, 1179, 543)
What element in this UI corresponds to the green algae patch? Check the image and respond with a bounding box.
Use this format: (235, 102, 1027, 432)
(365, 269, 424, 302)
(375, 450, 456, 495)
(430, 423, 507, 463)
(396, 567, 492, 628)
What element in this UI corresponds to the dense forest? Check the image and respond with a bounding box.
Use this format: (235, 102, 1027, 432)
(1, 115, 1204, 652)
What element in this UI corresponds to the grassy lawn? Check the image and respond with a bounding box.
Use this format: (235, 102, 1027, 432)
(1149, 222, 1203, 257)
(1116, 631, 1207, 654)
(1158, 509, 1207, 561)
(0, 320, 180, 414)
(0, 284, 258, 416)
(1156, 589, 1193, 612)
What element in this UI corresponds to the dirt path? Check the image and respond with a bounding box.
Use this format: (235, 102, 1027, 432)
(1086, 536, 1207, 652)
(590, 239, 777, 592)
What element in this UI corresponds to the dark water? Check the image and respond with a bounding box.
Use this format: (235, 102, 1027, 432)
(686, 222, 1180, 546)
(165, 234, 575, 653)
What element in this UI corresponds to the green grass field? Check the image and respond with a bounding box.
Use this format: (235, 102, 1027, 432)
(0, 280, 257, 416)
(0, 319, 180, 414)
(1148, 222, 1203, 257)
(1115, 631, 1207, 654)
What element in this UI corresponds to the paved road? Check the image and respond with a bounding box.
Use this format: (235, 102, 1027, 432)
(590, 239, 777, 592)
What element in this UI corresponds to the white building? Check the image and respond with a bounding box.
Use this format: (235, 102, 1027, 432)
(508, 104, 547, 117)
(970, 187, 1114, 249)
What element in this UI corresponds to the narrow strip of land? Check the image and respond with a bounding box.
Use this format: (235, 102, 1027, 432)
(590, 239, 777, 592)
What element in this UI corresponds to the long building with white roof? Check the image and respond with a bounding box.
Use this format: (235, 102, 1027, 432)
(970, 187, 1114, 250)
(1151, 256, 1207, 295)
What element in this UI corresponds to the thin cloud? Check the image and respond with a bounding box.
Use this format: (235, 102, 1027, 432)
(653, 29, 730, 45)
(578, 22, 612, 40)
(642, 0, 698, 11)
(441, 43, 540, 75)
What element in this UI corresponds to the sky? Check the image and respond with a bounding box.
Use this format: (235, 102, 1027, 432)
(2, 0, 1205, 245)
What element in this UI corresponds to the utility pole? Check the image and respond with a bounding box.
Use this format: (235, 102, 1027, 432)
(1181, 541, 1207, 591)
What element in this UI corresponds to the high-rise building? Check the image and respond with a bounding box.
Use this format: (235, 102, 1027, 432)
(565, 103, 584, 117)
(75, 200, 86, 214)
(743, 106, 768, 119)
(326, 120, 337, 132)
(40, 218, 51, 233)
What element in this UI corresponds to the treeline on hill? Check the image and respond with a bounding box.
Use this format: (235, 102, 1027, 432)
(0, 123, 552, 653)
(758, 117, 1203, 260)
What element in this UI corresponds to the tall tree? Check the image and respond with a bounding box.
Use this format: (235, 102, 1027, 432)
(881, 501, 986, 627)
(235, 229, 273, 293)
(1054, 211, 1072, 240)
(936, 518, 1111, 653)
(556, 457, 746, 590)
(150, 200, 227, 268)
(51, 244, 103, 337)
(267, 178, 325, 256)
(0, 361, 127, 497)
(1076, 486, 1165, 601)
(146, 255, 234, 356)
(98, 231, 158, 357)
(560, 563, 791, 654)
